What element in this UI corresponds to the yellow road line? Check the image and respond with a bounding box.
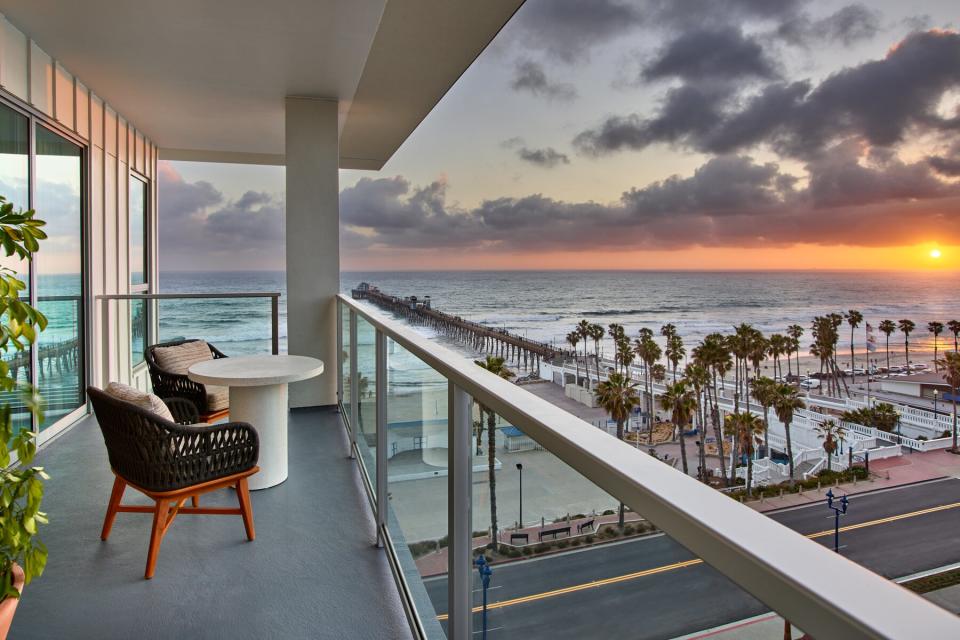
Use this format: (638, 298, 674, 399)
(435, 500, 960, 620)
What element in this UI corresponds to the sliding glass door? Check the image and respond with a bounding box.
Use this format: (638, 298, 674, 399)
(0, 104, 31, 436)
(34, 126, 85, 430)
(0, 100, 86, 438)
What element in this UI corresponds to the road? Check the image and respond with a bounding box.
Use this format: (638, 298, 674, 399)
(424, 477, 960, 639)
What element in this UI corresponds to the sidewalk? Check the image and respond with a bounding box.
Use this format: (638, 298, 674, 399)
(746, 448, 960, 513)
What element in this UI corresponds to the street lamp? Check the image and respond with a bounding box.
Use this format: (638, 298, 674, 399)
(825, 489, 849, 553)
(516, 463, 524, 528)
(934, 389, 939, 415)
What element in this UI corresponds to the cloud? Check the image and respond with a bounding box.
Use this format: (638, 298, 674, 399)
(642, 27, 779, 82)
(516, 147, 570, 168)
(777, 4, 882, 47)
(575, 30, 960, 159)
(338, 150, 960, 254)
(640, 0, 807, 31)
(509, 0, 644, 63)
(510, 60, 577, 101)
(928, 142, 960, 177)
(158, 162, 285, 269)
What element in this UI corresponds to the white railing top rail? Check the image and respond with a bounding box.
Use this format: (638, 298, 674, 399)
(339, 294, 959, 639)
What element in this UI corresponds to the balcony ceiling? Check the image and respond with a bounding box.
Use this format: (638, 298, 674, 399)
(0, 0, 523, 169)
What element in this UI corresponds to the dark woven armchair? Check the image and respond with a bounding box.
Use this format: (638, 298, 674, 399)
(88, 386, 260, 578)
(145, 338, 229, 422)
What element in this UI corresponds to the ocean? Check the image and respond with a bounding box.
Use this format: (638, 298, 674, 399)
(154, 270, 960, 358)
(147, 270, 960, 398)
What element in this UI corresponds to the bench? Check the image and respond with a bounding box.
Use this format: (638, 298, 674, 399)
(538, 525, 571, 541)
(510, 533, 529, 545)
(577, 519, 595, 534)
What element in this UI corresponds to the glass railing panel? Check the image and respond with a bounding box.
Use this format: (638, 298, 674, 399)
(386, 338, 448, 639)
(341, 302, 352, 428)
(450, 412, 794, 639)
(355, 315, 376, 488)
(157, 296, 276, 357)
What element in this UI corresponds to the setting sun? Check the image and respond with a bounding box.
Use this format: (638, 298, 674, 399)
(930, 248, 942, 259)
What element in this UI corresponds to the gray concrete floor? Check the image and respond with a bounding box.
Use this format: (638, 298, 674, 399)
(12, 407, 412, 640)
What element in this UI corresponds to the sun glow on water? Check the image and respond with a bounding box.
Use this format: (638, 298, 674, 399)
(930, 248, 942, 259)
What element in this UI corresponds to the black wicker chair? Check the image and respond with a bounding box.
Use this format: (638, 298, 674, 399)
(88, 386, 260, 579)
(145, 338, 229, 423)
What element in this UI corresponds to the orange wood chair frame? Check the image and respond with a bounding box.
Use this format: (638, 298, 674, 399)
(100, 466, 259, 579)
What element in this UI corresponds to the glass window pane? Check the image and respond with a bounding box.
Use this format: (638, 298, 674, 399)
(35, 125, 84, 430)
(130, 299, 146, 366)
(0, 104, 31, 436)
(129, 175, 147, 286)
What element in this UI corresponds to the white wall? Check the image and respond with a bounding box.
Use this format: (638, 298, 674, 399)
(0, 14, 158, 394)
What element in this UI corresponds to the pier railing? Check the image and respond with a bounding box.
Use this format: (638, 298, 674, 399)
(337, 293, 960, 640)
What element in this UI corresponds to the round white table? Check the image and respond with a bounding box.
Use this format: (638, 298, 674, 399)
(188, 355, 324, 490)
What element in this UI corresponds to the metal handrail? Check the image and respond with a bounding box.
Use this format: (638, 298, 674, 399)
(338, 293, 960, 640)
(96, 292, 281, 354)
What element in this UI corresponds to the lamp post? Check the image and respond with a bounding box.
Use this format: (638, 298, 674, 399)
(516, 463, 523, 528)
(825, 489, 849, 553)
(475, 554, 493, 640)
(934, 389, 939, 415)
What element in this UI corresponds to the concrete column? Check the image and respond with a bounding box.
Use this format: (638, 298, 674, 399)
(285, 97, 339, 407)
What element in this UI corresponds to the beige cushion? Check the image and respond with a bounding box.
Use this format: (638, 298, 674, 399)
(206, 385, 230, 412)
(104, 382, 175, 422)
(153, 340, 213, 375)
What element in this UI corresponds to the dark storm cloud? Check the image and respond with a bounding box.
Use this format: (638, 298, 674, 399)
(642, 27, 779, 82)
(516, 147, 570, 168)
(340, 150, 960, 254)
(777, 4, 882, 47)
(641, 0, 807, 31)
(510, 0, 644, 63)
(575, 30, 960, 158)
(510, 60, 577, 101)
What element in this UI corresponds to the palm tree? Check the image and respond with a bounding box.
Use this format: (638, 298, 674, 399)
(936, 351, 960, 453)
(588, 323, 605, 383)
(899, 319, 916, 368)
(871, 402, 900, 433)
(815, 419, 846, 472)
(768, 334, 788, 380)
(948, 320, 960, 353)
(787, 324, 804, 378)
(845, 310, 863, 383)
(665, 334, 685, 381)
(659, 380, 697, 476)
(577, 320, 592, 385)
(752, 376, 777, 457)
(928, 321, 944, 372)
(660, 323, 677, 340)
(879, 320, 896, 371)
(684, 363, 711, 481)
(474, 356, 515, 548)
(634, 332, 661, 444)
(773, 384, 805, 483)
(566, 331, 581, 386)
(595, 372, 642, 527)
(724, 412, 763, 495)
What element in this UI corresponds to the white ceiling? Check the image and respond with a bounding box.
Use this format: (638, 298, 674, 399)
(1, 0, 523, 169)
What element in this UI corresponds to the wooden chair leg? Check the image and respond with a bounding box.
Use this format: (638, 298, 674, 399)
(145, 499, 170, 579)
(191, 495, 199, 508)
(101, 477, 126, 541)
(236, 477, 255, 541)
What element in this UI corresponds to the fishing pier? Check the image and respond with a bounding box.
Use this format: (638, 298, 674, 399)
(351, 282, 563, 372)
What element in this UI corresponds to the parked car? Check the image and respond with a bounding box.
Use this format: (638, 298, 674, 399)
(800, 379, 821, 389)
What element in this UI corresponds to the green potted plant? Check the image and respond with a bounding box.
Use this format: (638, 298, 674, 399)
(0, 195, 49, 638)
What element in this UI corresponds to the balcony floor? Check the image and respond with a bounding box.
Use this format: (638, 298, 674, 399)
(13, 407, 412, 639)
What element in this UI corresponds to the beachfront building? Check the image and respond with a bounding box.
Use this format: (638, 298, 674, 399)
(0, 3, 957, 639)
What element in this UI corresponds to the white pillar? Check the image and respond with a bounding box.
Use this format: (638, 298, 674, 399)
(285, 97, 339, 407)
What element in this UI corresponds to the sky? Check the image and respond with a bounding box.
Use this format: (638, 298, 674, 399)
(160, 0, 960, 272)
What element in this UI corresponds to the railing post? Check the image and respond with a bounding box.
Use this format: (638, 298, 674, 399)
(271, 295, 280, 355)
(336, 299, 344, 409)
(349, 309, 359, 459)
(376, 329, 388, 547)
(448, 383, 473, 640)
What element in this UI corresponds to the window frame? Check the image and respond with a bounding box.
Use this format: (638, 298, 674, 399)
(128, 171, 150, 367)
